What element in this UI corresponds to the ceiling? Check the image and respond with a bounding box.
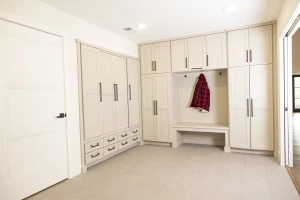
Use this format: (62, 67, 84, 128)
(40, 0, 284, 43)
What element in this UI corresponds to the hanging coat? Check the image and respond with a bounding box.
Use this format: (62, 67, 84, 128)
(190, 73, 210, 111)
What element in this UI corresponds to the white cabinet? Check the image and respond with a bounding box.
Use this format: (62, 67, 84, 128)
(188, 36, 207, 70)
(141, 74, 171, 142)
(81, 45, 128, 140)
(229, 65, 273, 151)
(206, 33, 227, 69)
(140, 42, 171, 74)
(127, 58, 140, 127)
(228, 25, 272, 67)
(171, 39, 188, 72)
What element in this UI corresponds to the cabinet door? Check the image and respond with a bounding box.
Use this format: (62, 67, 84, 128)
(141, 75, 156, 141)
(206, 33, 227, 69)
(114, 56, 128, 130)
(229, 66, 251, 149)
(171, 39, 188, 72)
(81, 45, 102, 140)
(228, 29, 250, 67)
(127, 58, 140, 127)
(249, 25, 273, 65)
(188, 36, 207, 71)
(154, 41, 171, 73)
(155, 74, 171, 142)
(98, 52, 116, 134)
(250, 64, 274, 150)
(140, 44, 153, 75)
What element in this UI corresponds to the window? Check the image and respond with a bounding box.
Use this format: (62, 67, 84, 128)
(293, 75, 300, 112)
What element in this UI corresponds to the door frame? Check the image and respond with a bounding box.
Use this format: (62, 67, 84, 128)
(0, 12, 75, 178)
(279, 4, 300, 166)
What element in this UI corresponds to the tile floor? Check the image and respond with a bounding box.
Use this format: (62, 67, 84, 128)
(26, 144, 300, 200)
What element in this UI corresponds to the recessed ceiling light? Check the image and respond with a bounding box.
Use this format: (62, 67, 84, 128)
(137, 24, 146, 30)
(223, 5, 237, 13)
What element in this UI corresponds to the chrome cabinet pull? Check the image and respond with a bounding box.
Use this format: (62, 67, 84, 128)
(108, 147, 115, 151)
(122, 142, 128, 145)
(246, 50, 248, 63)
(133, 137, 139, 141)
(251, 99, 254, 117)
(247, 99, 249, 117)
(185, 57, 188, 68)
(91, 143, 99, 148)
(99, 83, 102, 102)
(206, 55, 208, 66)
(250, 50, 252, 62)
(129, 85, 131, 100)
(91, 153, 100, 158)
(121, 133, 128, 137)
(107, 138, 115, 142)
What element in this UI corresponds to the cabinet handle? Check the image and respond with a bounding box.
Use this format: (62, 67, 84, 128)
(108, 146, 115, 151)
(206, 55, 208, 66)
(116, 84, 118, 101)
(152, 61, 154, 71)
(122, 142, 128, 145)
(129, 85, 131, 100)
(191, 68, 202, 70)
(156, 100, 158, 115)
(153, 101, 156, 115)
(113, 84, 116, 101)
(121, 133, 128, 137)
(154, 61, 157, 71)
(246, 50, 248, 63)
(90, 143, 99, 148)
(133, 137, 139, 141)
(247, 99, 249, 117)
(108, 138, 115, 142)
(185, 57, 188, 68)
(251, 99, 254, 117)
(99, 83, 102, 102)
(91, 153, 100, 158)
(250, 50, 252, 62)
(132, 130, 138, 133)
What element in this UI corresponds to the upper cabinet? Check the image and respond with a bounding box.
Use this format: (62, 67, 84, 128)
(206, 33, 227, 69)
(170, 32, 227, 72)
(140, 41, 171, 74)
(228, 25, 273, 67)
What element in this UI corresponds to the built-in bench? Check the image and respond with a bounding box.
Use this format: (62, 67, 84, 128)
(172, 122, 230, 152)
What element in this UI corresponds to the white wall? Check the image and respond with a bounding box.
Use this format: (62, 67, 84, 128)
(0, 0, 138, 178)
(277, 0, 300, 164)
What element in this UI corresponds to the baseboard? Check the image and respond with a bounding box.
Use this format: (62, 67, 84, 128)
(183, 139, 225, 146)
(286, 166, 300, 195)
(231, 148, 274, 155)
(143, 141, 172, 147)
(68, 165, 81, 179)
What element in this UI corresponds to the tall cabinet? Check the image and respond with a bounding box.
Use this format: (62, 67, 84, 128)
(228, 25, 274, 151)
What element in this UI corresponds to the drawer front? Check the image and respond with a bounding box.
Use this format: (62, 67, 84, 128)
(85, 139, 103, 154)
(86, 149, 103, 164)
(103, 134, 118, 146)
(104, 143, 119, 156)
(118, 139, 130, 150)
(130, 127, 140, 137)
(118, 131, 130, 141)
(131, 135, 140, 143)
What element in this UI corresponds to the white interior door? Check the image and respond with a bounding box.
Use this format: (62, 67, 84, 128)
(114, 56, 128, 131)
(127, 58, 140, 127)
(249, 25, 273, 65)
(171, 39, 188, 72)
(228, 29, 250, 67)
(250, 64, 274, 150)
(206, 33, 227, 69)
(229, 66, 251, 149)
(141, 75, 156, 141)
(155, 74, 171, 142)
(140, 44, 153, 75)
(98, 52, 116, 134)
(0, 20, 68, 200)
(81, 45, 102, 140)
(154, 41, 171, 73)
(188, 36, 207, 70)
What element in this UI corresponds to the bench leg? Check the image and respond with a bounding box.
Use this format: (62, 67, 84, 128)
(224, 130, 230, 152)
(172, 129, 183, 148)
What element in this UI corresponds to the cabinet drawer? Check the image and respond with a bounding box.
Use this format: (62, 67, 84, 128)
(85, 139, 103, 154)
(104, 143, 119, 156)
(131, 135, 140, 143)
(103, 134, 118, 146)
(130, 127, 140, 137)
(118, 131, 130, 141)
(85, 149, 103, 164)
(118, 139, 130, 150)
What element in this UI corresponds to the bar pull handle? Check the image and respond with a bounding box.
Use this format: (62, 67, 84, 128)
(91, 143, 99, 148)
(191, 68, 203, 70)
(251, 99, 254, 117)
(116, 84, 118, 101)
(154, 61, 157, 71)
(250, 50, 252, 62)
(153, 101, 156, 115)
(91, 153, 100, 158)
(156, 100, 158, 115)
(129, 85, 131, 100)
(152, 61, 154, 71)
(246, 50, 248, 63)
(206, 55, 208, 66)
(113, 84, 116, 101)
(99, 83, 102, 102)
(185, 57, 188, 68)
(247, 99, 249, 117)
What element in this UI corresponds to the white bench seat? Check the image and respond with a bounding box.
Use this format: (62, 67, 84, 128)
(172, 122, 230, 152)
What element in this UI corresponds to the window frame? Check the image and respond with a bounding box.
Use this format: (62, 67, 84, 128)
(293, 74, 300, 112)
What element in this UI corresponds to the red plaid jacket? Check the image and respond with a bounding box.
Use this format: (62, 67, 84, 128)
(190, 73, 210, 111)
